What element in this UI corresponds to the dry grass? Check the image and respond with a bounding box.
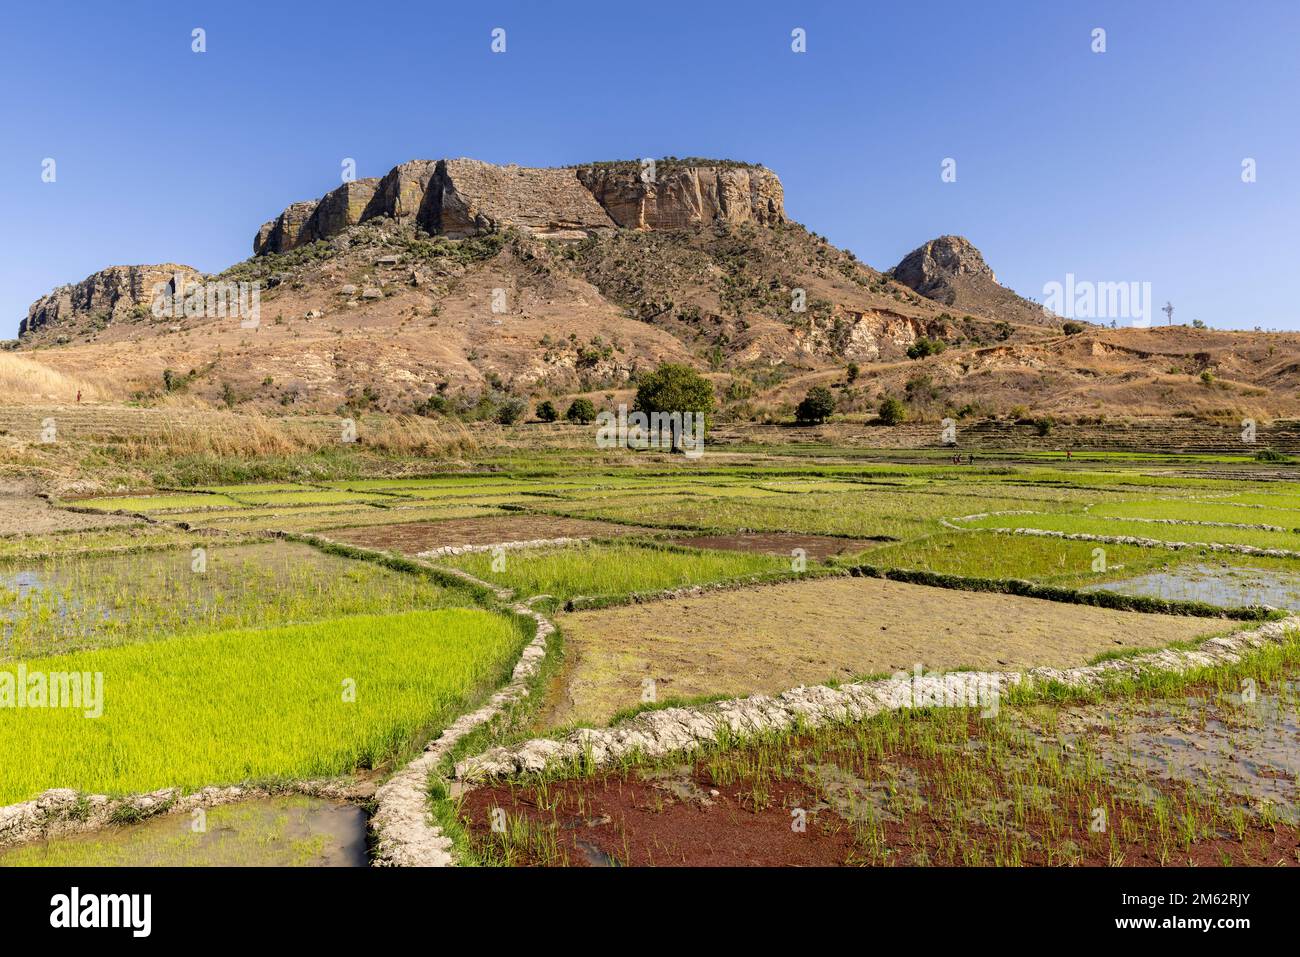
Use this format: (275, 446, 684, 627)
(87, 409, 479, 461)
(0, 354, 109, 403)
(362, 414, 479, 457)
(109, 411, 317, 459)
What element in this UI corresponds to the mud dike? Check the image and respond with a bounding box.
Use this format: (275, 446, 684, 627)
(369, 592, 554, 866)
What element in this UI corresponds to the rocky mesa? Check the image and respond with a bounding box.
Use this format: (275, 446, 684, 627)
(23, 155, 1270, 425)
(253, 158, 786, 255)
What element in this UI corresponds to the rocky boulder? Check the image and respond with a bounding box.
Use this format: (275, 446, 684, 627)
(891, 235, 998, 298)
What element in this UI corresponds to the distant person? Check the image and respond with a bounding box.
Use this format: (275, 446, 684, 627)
(1066, 449, 1072, 460)
(968, 453, 975, 465)
(76, 390, 81, 403)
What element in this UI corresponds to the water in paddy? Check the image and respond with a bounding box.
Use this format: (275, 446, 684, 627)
(864, 682, 1300, 828)
(1044, 684, 1300, 824)
(0, 540, 427, 656)
(0, 796, 368, 867)
(1081, 562, 1300, 610)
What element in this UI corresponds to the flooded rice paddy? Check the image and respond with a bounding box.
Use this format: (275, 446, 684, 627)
(0, 797, 367, 867)
(0, 539, 464, 656)
(1083, 562, 1300, 610)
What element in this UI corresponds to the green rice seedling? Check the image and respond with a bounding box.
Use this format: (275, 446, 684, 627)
(1093, 499, 1300, 527)
(438, 541, 790, 601)
(194, 483, 316, 494)
(961, 510, 1300, 551)
(0, 608, 527, 803)
(0, 527, 200, 562)
(225, 490, 393, 507)
(73, 493, 244, 512)
(0, 541, 476, 657)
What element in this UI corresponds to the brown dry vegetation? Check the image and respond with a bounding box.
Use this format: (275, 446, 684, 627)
(547, 576, 1217, 728)
(0, 353, 112, 403)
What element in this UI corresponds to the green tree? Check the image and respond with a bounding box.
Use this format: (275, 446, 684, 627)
(633, 363, 715, 450)
(879, 396, 906, 426)
(906, 337, 946, 360)
(565, 397, 597, 424)
(795, 386, 836, 424)
(535, 399, 559, 423)
(495, 397, 528, 425)
(846, 362, 860, 383)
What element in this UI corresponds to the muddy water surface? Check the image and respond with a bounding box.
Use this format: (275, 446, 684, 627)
(0, 796, 367, 867)
(1082, 562, 1300, 609)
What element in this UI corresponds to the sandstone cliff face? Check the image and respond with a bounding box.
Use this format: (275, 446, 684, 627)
(432, 159, 617, 239)
(253, 201, 317, 259)
(255, 179, 380, 256)
(575, 164, 785, 230)
(366, 159, 440, 225)
(251, 158, 785, 255)
(21, 264, 203, 338)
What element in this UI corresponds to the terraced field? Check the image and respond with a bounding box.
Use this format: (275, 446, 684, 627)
(5, 455, 1300, 868)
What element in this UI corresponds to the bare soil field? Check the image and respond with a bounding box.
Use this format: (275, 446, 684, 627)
(0, 495, 140, 536)
(327, 514, 655, 555)
(547, 577, 1220, 727)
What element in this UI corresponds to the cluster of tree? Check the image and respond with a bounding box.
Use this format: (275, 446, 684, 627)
(535, 397, 598, 424)
(413, 363, 719, 437)
(793, 378, 906, 427)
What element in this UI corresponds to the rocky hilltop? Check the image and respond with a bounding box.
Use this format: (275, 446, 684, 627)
(21, 264, 203, 340)
(253, 158, 785, 255)
(30, 156, 1263, 424)
(890, 235, 1051, 328)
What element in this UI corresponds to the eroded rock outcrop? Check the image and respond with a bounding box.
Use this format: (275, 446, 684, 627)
(20, 264, 203, 338)
(432, 159, 617, 239)
(892, 235, 999, 297)
(251, 157, 785, 255)
(890, 235, 1055, 327)
(254, 179, 380, 257)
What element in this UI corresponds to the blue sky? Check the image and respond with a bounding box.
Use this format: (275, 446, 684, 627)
(3, 0, 1298, 335)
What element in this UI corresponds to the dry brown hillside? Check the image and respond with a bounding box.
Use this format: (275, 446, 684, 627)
(11, 157, 1299, 423)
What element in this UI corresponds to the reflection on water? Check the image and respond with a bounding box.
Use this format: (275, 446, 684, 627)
(0, 796, 368, 867)
(1082, 562, 1300, 610)
(1042, 684, 1300, 824)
